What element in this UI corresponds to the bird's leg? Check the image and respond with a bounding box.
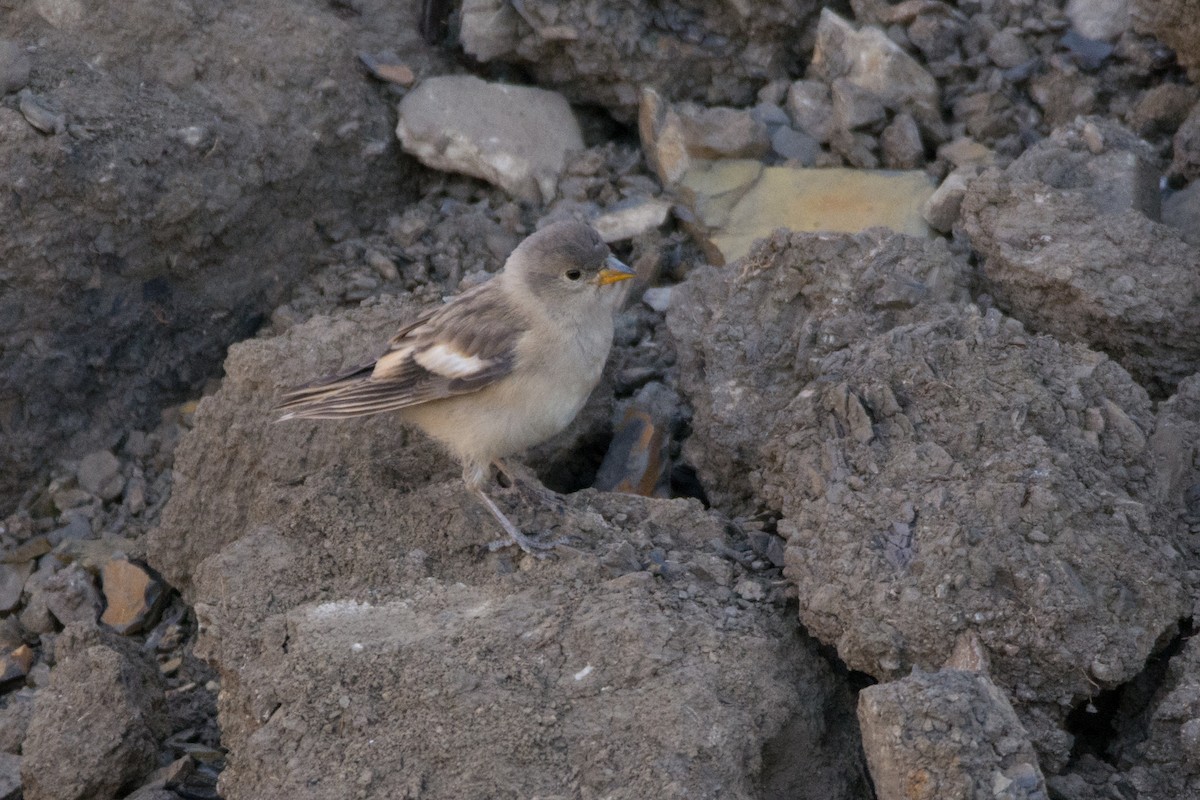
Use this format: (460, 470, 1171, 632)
(491, 459, 566, 513)
(463, 464, 558, 555)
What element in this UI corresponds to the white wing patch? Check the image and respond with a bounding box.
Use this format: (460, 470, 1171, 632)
(412, 342, 490, 378)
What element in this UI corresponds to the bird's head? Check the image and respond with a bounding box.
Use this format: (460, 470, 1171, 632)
(507, 220, 635, 303)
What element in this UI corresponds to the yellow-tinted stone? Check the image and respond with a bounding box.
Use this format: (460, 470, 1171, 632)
(680, 164, 935, 264)
(100, 559, 165, 635)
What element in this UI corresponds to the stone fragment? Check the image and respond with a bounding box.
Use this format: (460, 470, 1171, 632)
(1132, 0, 1200, 81)
(1127, 84, 1198, 138)
(859, 670, 1049, 800)
(0, 752, 19, 800)
(986, 28, 1034, 69)
(677, 161, 934, 264)
(76, 449, 123, 501)
(770, 126, 819, 165)
(938, 136, 996, 168)
(0, 644, 33, 684)
(786, 79, 834, 143)
(0, 40, 30, 96)
(0, 561, 32, 613)
(593, 404, 669, 498)
(1067, 0, 1129, 41)
(17, 89, 65, 135)
(358, 53, 415, 87)
(21, 626, 168, 800)
(637, 88, 770, 186)
(41, 564, 101, 627)
(591, 198, 672, 243)
(100, 559, 166, 635)
(459, 0, 521, 62)
(47, 516, 92, 546)
(0, 688, 35, 754)
(1029, 70, 1097, 127)
(1163, 181, 1200, 248)
(810, 9, 942, 137)
(831, 78, 887, 131)
(880, 113, 924, 169)
(1172, 104, 1200, 182)
(921, 167, 973, 232)
(396, 76, 583, 203)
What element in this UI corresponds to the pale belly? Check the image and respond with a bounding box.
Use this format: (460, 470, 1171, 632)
(400, 333, 608, 465)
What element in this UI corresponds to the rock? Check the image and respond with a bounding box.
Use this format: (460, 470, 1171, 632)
(0, 752, 19, 800)
(939, 136, 996, 169)
(962, 119, 1200, 393)
(100, 559, 166, 635)
(810, 9, 943, 138)
(76, 450, 123, 501)
(1133, 0, 1200, 81)
(637, 88, 770, 186)
(455, 0, 823, 120)
(770, 125, 820, 164)
(1126, 84, 1198, 138)
(986, 27, 1035, 69)
(593, 403, 670, 497)
(1066, 0, 1129, 41)
(786, 79, 834, 143)
(0, 40, 30, 95)
(1058, 29, 1115, 71)
(21, 625, 168, 800)
(921, 167, 974, 232)
(880, 112, 924, 169)
(16, 89, 65, 134)
(1172, 103, 1200, 182)
(357, 53, 415, 87)
(1149, 375, 1200, 563)
(1106, 636, 1200, 797)
(667, 230, 969, 511)
(0, 0, 435, 511)
(0, 644, 33, 684)
(16, 565, 57, 635)
(859, 670, 1049, 800)
(0, 561, 32, 613)
(831, 77, 887, 132)
(761, 307, 1187, 767)
(47, 515, 93, 546)
(0, 688, 35, 754)
(675, 161, 934, 264)
(396, 76, 583, 204)
(1029, 69, 1098, 127)
(590, 197, 672, 243)
(146, 299, 870, 800)
(41, 564, 101, 627)
(1163, 182, 1200, 248)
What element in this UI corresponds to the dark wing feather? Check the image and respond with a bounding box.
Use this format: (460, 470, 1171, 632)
(274, 282, 525, 420)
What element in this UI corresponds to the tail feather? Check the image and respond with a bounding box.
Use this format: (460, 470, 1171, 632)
(274, 363, 378, 420)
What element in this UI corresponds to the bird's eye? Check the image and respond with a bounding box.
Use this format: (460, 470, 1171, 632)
(565, 269, 582, 281)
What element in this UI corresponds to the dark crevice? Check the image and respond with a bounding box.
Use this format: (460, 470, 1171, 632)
(1065, 618, 1195, 767)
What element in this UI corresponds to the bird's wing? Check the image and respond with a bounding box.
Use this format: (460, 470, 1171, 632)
(275, 282, 526, 420)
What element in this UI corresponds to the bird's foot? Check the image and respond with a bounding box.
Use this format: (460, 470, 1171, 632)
(485, 530, 569, 557)
(492, 460, 567, 514)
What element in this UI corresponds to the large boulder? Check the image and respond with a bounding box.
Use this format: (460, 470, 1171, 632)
(147, 295, 871, 800)
(961, 119, 1200, 394)
(665, 229, 970, 513)
(758, 307, 1189, 767)
(0, 0, 442, 508)
(457, 0, 821, 120)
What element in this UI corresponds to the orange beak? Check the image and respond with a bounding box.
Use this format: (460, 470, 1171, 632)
(595, 255, 636, 286)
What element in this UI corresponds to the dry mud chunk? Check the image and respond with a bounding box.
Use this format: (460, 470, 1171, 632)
(666, 229, 969, 513)
(148, 293, 869, 800)
(20, 625, 168, 800)
(859, 670, 1048, 800)
(961, 120, 1200, 394)
(1109, 636, 1200, 799)
(458, 0, 822, 120)
(758, 308, 1189, 767)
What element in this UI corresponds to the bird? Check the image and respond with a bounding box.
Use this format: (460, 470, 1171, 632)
(274, 220, 636, 554)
